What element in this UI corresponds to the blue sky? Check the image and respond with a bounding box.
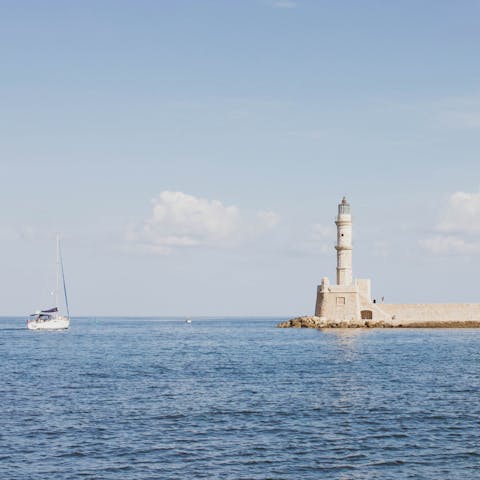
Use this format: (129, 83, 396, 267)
(1, 0, 480, 316)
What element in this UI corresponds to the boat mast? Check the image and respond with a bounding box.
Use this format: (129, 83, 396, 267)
(56, 234, 60, 310)
(59, 238, 70, 319)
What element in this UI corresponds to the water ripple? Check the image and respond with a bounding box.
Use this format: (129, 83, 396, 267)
(0, 318, 479, 479)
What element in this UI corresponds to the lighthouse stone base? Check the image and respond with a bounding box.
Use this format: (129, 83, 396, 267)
(309, 276, 480, 327)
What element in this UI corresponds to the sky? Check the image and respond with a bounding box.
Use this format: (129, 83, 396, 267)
(1, 0, 480, 316)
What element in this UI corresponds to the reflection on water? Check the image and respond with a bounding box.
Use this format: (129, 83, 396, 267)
(322, 327, 368, 343)
(322, 328, 370, 362)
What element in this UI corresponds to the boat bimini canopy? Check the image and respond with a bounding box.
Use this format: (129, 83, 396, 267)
(30, 307, 58, 316)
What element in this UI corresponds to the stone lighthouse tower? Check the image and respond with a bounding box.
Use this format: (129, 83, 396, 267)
(335, 196, 352, 285)
(315, 196, 370, 322)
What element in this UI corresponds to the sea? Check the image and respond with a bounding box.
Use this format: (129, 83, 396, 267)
(1, 317, 479, 479)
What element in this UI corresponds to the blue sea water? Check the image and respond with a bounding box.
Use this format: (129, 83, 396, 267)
(0, 317, 479, 480)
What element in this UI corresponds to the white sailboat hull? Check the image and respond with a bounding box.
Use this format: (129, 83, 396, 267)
(27, 316, 70, 330)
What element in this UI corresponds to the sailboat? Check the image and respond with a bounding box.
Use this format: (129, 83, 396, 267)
(27, 235, 70, 331)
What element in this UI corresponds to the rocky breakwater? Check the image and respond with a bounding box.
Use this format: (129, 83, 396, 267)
(276, 316, 385, 328)
(276, 316, 480, 328)
(276, 316, 323, 328)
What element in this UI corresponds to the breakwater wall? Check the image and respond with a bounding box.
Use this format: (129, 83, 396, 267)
(371, 303, 480, 326)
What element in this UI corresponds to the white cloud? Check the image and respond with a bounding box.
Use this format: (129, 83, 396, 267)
(290, 223, 335, 255)
(419, 235, 480, 255)
(420, 191, 480, 255)
(256, 210, 280, 228)
(437, 191, 480, 234)
(311, 223, 335, 241)
(129, 191, 279, 254)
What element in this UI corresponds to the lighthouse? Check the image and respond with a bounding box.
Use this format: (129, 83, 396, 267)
(335, 196, 352, 285)
(315, 196, 370, 321)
